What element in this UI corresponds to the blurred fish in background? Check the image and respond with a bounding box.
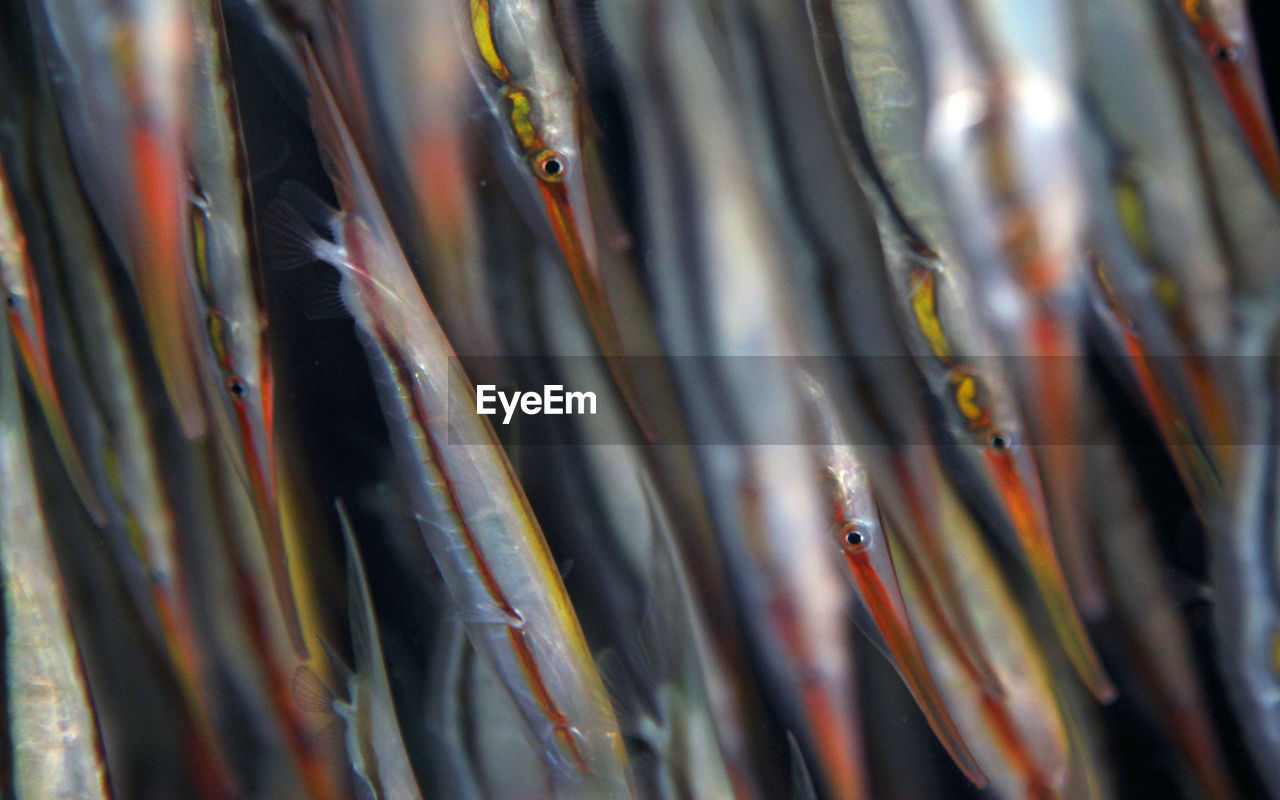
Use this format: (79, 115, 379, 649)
(0, 0, 1278, 796)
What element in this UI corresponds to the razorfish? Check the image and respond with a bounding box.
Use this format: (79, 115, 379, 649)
(600, 0, 870, 794)
(0, 136, 107, 526)
(896, 0, 1116, 701)
(463, 0, 657, 439)
(339, 0, 502, 359)
(185, 0, 305, 659)
(423, 615, 490, 800)
(902, 480, 1081, 800)
(1083, 406, 1238, 800)
(800, 370, 987, 787)
(806, 0, 1109, 704)
(1, 284, 113, 800)
(268, 44, 632, 796)
(1213, 324, 1280, 799)
(32, 93, 239, 797)
(1166, 0, 1280, 199)
(293, 504, 424, 800)
(1076, 0, 1242, 500)
(1166, 5, 1280, 328)
(32, 0, 206, 438)
(530, 242, 770, 800)
(602, 477, 747, 800)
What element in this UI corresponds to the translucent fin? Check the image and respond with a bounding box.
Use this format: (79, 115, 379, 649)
(292, 665, 336, 714)
(277, 179, 338, 239)
(262, 198, 323, 271)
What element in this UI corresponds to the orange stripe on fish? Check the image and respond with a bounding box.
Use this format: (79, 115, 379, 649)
(983, 447, 1116, 702)
(130, 125, 207, 438)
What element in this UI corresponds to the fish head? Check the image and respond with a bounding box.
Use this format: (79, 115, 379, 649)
(2, 261, 45, 385)
(518, 89, 601, 284)
(189, 197, 278, 529)
(826, 462, 898, 589)
(205, 305, 277, 517)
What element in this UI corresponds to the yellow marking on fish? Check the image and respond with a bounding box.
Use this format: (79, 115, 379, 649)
(1113, 177, 1153, 258)
(1154, 274, 1181, 313)
(189, 202, 213, 301)
(206, 312, 229, 368)
(470, 0, 510, 82)
(504, 87, 538, 152)
(951, 371, 991, 431)
(908, 268, 953, 362)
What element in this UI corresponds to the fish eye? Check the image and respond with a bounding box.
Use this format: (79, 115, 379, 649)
(533, 150, 567, 183)
(1210, 41, 1238, 62)
(4, 293, 15, 308)
(990, 433, 1009, 450)
(226, 376, 247, 398)
(840, 522, 870, 552)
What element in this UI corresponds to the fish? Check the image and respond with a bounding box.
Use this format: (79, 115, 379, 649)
(268, 43, 632, 795)
(31, 0, 207, 438)
(186, 0, 304, 659)
(338, 0, 501, 360)
(31, 90, 239, 798)
(808, 0, 1103, 703)
(423, 614, 489, 800)
(292, 503, 424, 800)
(603, 4, 874, 797)
(527, 242, 772, 800)
(894, 484, 1076, 800)
(1083, 403, 1238, 800)
(1212, 324, 1280, 799)
(1167, 0, 1280, 199)
(1075, 0, 1243, 500)
(800, 370, 987, 787)
(0, 144, 107, 526)
(463, 0, 658, 440)
(894, 0, 1116, 702)
(0, 274, 113, 800)
(1163, 3, 1280, 331)
(600, 476, 753, 800)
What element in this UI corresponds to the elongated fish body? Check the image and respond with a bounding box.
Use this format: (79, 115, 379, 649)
(1, 289, 112, 800)
(344, 0, 502, 360)
(1215, 328, 1280, 798)
(905, 0, 1091, 453)
(330, 505, 424, 800)
(1075, 0, 1244, 490)
(32, 0, 206, 438)
(531, 238, 770, 800)
(825, 0, 956, 261)
(274, 46, 631, 796)
(1169, 20, 1280, 326)
(0, 167, 108, 533)
(0, 48, 109, 527)
(424, 615, 489, 799)
(633, 484, 743, 800)
(1165, 0, 1280, 199)
(807, 0, 1111, 706)
(601, 3, 869, 797)
(186, 0, 306, 659)
(894, 0, 1117, 702)
(31, 95, 242, 796)
(801, 371, 985, 787)
(896, 485, 1074, 800)
(1083, 412, 1238, 800)
(1077, 0, 1231, 356)
(464, 0, 658, 438)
